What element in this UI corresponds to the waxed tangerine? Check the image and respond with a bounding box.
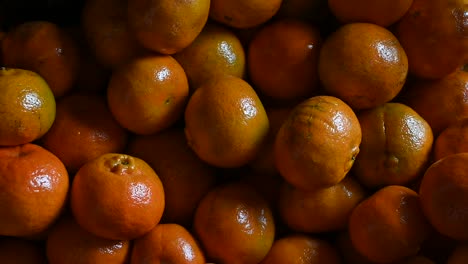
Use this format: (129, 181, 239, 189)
(419, 153, 468, 241)
(0, 68, 56, 146)
(352, 102, 434, 189)
(348, 185, 432, 263)
(127, 0, 210, 54)
(193, 182, 275, 263)
(131, 223, 206, 264)
(126, 128, 217, 227)
(395, 0, 467, 79)
(259, 234, 342, 264)
(173, 22, 246, 91)
(274, 95, 362, 190)
(0, 143, 69, 237)
(184, 75, 269, 168)
(318, 22, 408, 110)
(70, 153, 165, 240)
(81, 0, 144, 69)
(46, 216, 131, 264)
(107, 55, 189, 135)
(1, 21, 80, 98)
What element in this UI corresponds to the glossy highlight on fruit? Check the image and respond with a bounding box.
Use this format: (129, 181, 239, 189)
(70, 153, 165, 240)
(0, 68, 56, 146)
(274, 95, 362, 190)
(184, 75, 269, 168)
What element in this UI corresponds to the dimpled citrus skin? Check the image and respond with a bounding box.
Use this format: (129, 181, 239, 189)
(107, 55, 189, 135)
(0, 68, 56, 146)
(401, 66, 468, 137)
(318, 23, 408, 110)
(433, 119, 468, 161)
(395, 0, 467, 79)
(0, 143, 69, 237)
(40, 93, 129, 174)
(173, 23, 246, 91)
(193, 182, 275, 264)
(184, 75, 269, 168)
(70, 153, 165, 240)
(274, 95, 362, 191)
(1, 21, 80, 98)
(46, 216, 131, 264)
(348, 185, 432, 263)
(127, 0, 210, 55)
(131, 223, 206, 264)
(126, 128, 217, 227)
(279, 177, 367, 233)
(247, 19, 322, 101)
(419, 153, 468, 241)
(259, 234, 342, 264)
(209, 0, 283, 29)
(352, 102, 434, 189)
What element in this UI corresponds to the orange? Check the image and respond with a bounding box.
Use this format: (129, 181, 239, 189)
(0, 67, 56, 146)
(173, 22, 246, 92)
(259, 234, 341, 264)
(209, 0, 283, 29)
(0, 237, 47, 264)
(131, 223, 206, 264)
(352, 102, 434, 189)
(184, 75, 269, 168)
(279, 176, 366, 233)
(127, 0, 210, 54)
(70, 153, 165, 240)
(0, 143, 69, 237)
(318, 22, 408, 110)
(81, 0, 145, 70)
(46, 215, 130, 264)
(1, 20, 80, 97)
(249, 106, 293, 175)
(193, 181, 275, 263)
(40, 93, 129, 174)
(327, 0, 413, 27)
(107, 55, 189, 135)
(400, 66, 468, 136)
(127, 127, 217, 227)
(419, 153, 468, 241)
(274, 95, 362, 191)
(447, 243, 468, 264)
(433, 119, 468, 161)
(349, 185, 432, 263)
(247, 19, 322, 102)
(395, 0, 467, 79)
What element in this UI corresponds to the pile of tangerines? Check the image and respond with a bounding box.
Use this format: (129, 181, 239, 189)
(0, 0, 467, 263)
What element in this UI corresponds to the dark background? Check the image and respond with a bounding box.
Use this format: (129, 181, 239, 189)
(0, 0, 86, 29)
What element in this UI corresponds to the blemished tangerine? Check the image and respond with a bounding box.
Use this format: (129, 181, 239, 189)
(0, 67, 56, 146)
(274, 95, 362, 191)
(70, 153, 165, 240)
